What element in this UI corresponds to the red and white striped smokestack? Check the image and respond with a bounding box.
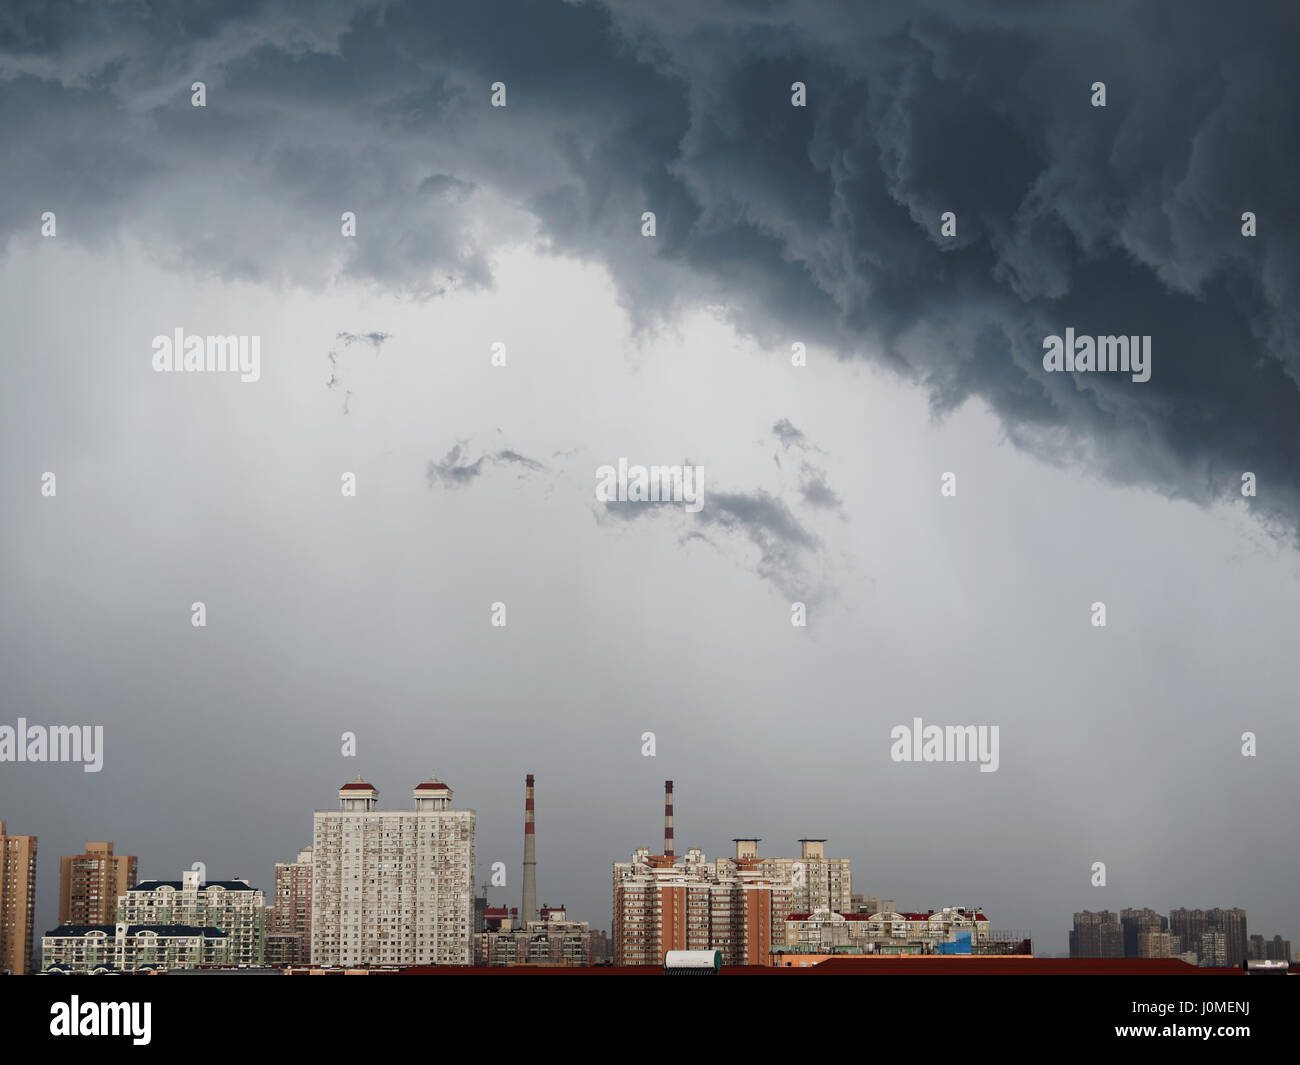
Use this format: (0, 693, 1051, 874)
(522, 774, 537, 924)
(663, 780, 674, 858)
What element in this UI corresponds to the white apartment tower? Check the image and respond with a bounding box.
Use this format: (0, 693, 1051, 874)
(311, 775, 475, 966)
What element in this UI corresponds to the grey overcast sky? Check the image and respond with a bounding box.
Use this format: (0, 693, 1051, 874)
(1, 0, 1297, 955)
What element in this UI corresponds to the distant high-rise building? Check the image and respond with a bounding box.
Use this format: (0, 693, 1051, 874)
(1168, 908, 1208, 961)
(269, 846, 312, 965)
(1120, 908, 1167, 958)
(1200, 929, 1228, 967)
(1169, 907, 1248, 965)
(0, 821, 37, 975)
(1206, 908, 1247, 966)
(59, 842, 137, 926)
(1070, 911, 1123, 958)
(1267, 935, 1291, 962)
(1137, 930, 1174, 958)
(117, 869, 265, 966)
(311, 775, 475, 966)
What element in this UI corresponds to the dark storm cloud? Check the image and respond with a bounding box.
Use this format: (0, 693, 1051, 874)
(419, 173, 475, 201)
(2, 0, 1298, 531)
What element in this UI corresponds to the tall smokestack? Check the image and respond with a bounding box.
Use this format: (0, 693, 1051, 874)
(522, 774, 537, 924)
(663, 780, 674, 858)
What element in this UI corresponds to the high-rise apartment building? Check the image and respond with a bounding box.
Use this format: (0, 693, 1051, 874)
(612, 844, 790, 966)
(1136, 929, 1174, 958)
(718, 838, 851, 915)
(1120, 908, 1167, 958)
(1200, 929, 1228, 967)
(0, 821, 37, 975)
(1206, 907, 1248, 966)
(1168, 908, 1208, 960)
(59, 842, 138, 926)
(611, 786, 820, 967)
(117, 869, 265, 966)
(1250, 934, 1292, 962)
(311, 776, 475, 966)
(269, 846, 313, 965)
(1169, 907, 1248, 965)
(1070, 910, 1123, 958)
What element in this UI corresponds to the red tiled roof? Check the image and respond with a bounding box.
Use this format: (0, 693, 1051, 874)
(414, 781, 450, 790)
(340, 781, 376, 791)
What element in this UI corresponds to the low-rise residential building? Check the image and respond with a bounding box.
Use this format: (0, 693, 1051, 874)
(473, 905, 594, 966)
(41, 923, 230, 973)
(780, 907, 992, 956)
(117, 869, 264, 965)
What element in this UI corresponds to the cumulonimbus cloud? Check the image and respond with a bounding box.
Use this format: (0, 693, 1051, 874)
(3, 0, 1297, 537)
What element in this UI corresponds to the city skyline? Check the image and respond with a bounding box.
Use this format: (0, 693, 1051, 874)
(7, 769, 1295, 966)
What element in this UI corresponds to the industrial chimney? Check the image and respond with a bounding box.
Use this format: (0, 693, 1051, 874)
(522, 774, 537, 924)
(664, 780, 675, 858)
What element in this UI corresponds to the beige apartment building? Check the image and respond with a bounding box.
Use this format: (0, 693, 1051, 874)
(0, 821, 37, 974)
(59, 842, 138, 926)
(311, 776, 475, 966)
(716, 838, 852, 915)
